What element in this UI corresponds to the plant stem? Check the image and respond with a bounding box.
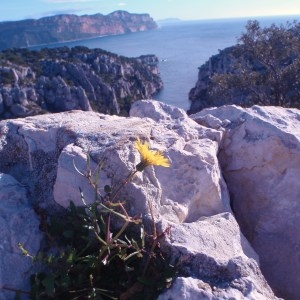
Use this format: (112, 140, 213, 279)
(142, 197, 158, 276)
(110, 170, 137, 202)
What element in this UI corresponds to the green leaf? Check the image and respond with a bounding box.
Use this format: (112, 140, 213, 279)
(42, 275, 55, 296)
(124, 235, 131, 245)
(116, 239, 128, 246)
(140, 225, 145, 248)
(131, 238, 139, 250)
(63, 230, 74, 239)
(123, 250, 142, 262)
(47, 254, 55, 265)
(67, 251, 75, 263)
(59, 273, 71, 289)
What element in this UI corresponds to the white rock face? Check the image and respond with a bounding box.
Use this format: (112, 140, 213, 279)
(129, 100, 230, 222)
(158, 213, 276, 299)
(159, 276, 272, 300)
(34, 100, 230, 223)
(53, 144, 111, 207)
(192, 105, 300, 299)
(0, 101, 280, 299)
(0, 173, 42, 300)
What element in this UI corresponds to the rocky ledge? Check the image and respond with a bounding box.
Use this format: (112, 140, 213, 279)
(1, 100, 299, 299)
(0, 11, 157, 50)
(0, 46, 162, 119)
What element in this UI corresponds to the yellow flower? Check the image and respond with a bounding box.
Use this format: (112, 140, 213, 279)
(135, 138, 170, 171)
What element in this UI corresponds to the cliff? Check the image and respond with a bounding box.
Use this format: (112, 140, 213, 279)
(188, 46, 238, 114)
(0, 46, 163, 119)
(0, 11, 158, 50)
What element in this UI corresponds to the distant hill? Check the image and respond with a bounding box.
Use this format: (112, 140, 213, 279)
(0, 11, 157, 50)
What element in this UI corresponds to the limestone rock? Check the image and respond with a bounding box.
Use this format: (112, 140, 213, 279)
(130, 100, 230, 222)
(53, 144, 111, 208)
(159, 275, 274, 300)
(0, 173, 42, 300)
(192, 105, 300, 299)
(46, 100, 229, 222)
(0, 100, 278, 299)
(188, 46, 237, 114)
(157, 213, 276, 300)
(0, 93, 3, 114)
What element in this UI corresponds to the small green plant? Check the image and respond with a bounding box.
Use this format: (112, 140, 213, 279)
(16, 138, 176, 299)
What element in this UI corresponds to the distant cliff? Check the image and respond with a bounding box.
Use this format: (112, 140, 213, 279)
(0, 46, 163, 119)
(0, 11, 157, 50)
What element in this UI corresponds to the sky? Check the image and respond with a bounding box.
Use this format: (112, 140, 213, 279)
(1, 0, 300, 22)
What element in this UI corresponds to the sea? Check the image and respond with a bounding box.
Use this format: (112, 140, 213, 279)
(32, 15, 300, 111)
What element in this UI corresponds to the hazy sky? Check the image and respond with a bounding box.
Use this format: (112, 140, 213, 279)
(1, 0, 300, 22)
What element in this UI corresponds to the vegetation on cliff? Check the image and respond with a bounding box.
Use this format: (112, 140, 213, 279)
(0, 46, 163, 119)
(188, 20, 300, 114)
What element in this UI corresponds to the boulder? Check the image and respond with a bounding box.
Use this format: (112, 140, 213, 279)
(53, 144, 110, 208)
(158, 213, 276, 299)
(0, 94, 3, 114)
(0, 101, 279, 299)
(0, 173, 42, 300)
(191, 105, 300, 299)
(46, 100, 229, 224)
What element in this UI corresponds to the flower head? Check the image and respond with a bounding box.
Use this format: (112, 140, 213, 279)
(135, 138, 170, 171)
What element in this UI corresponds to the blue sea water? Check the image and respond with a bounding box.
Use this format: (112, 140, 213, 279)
(34, 15, 300, 110)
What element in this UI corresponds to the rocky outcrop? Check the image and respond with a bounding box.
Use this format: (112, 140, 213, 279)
(0, 100, 282, 299)
(192, 105, 300, 299)
(188, 44, 277, 114)
(0, 11, 157, 50)
(0, 47, 162, 119)
(188, 24, 300, 115)
(157, 213, 275, 300)
(188, 46, 238, 114)
(0, 174, 42, 299)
